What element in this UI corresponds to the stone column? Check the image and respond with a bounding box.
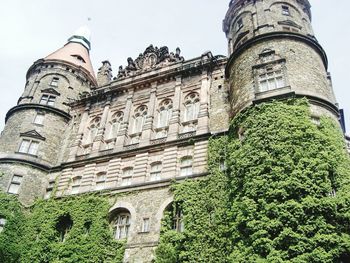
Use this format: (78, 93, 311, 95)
(140, 83, 157, 147)
(91, 95, 112, 154)
(168, 76, 182, 141)
(116, 91, 134, 150)
(197, 70, 210, 135)
(68, 102, 91, 161)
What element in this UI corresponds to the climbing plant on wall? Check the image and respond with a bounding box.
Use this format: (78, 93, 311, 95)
(21, 194, 125, 263)
(0, 192, 125, 263)
(156, 99, 350, 263)
(0, 190, 26, 263)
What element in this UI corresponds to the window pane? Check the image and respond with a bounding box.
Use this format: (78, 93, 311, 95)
(276, 77, 284, 88)
(47, 96, 55, 106)
(34, 113, 45, 125)
(142, 218, 150, 232)
(19, 140, 30, 153)
(28, 141, 39, 155)
(8, 183, 20, 194)
(12, 175, 23, 183)
(40, 95, 48, 104)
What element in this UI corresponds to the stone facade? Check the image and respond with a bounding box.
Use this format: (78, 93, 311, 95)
(0, 1, 346, 262)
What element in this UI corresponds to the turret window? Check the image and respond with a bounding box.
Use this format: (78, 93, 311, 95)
(33, 112, 45, 125)
(258, 70, 284, 92)
(50, 77, 59, 87)
(40, 94, 56, 106)
(282, 5, 290, 16)
(8, 175, 23, 195)
(236, 18, 243, 31)
(18, 139, 39, 155)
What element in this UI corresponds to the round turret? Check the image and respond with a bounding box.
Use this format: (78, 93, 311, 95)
(0, 27, 96, 205)
(223, 0, 338, 119)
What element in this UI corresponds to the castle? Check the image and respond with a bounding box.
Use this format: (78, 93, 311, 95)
(0, 0, 349, 262)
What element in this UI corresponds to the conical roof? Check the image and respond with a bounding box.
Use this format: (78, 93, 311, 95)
(44, 26, 96, 83)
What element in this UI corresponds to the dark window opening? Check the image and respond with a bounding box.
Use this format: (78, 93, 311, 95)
(56, 214, 73, 242)
(84, 221, 92, 235)
(282, 5, 290, 16)
(172, 203, 184, 233)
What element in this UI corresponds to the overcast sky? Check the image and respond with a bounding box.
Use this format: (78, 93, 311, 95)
(0, 0, 348, 133)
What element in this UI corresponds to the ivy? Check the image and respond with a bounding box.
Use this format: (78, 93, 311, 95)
(0, 191, 26, 263)
(0, 193, 125, 263)
(156, 99, 350, 262)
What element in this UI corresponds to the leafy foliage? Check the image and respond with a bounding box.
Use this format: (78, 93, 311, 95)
(0, 193, 125, 263)
(156, 99, 350, 262)
(0, 191, 26, 263)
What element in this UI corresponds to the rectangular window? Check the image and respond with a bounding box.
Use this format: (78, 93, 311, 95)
(33, 113, 45, 125)
(121, 177, 131, 186)
(18, 139, 39, 155)
(45, 181, 55, 199)
(282, 5, 290, 16)
(8, 175, 23, 194)
(150, 163, 162, 181)
(50, 77, 59, 87)
(142, 218, 150, 233)
(258, 70, 284, 92)
(180, 157, 193, 176)
(40, 94, 56, 106)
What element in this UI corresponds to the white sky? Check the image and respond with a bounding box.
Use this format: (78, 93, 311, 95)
(0, 0, 348, 133)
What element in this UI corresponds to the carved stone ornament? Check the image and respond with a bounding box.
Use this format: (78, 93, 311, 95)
(117, 45, 185, 78)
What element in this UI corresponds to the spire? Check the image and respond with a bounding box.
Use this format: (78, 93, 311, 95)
(44, 26, 96, 83)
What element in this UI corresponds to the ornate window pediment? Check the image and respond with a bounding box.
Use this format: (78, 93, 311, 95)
(20, 130, 46, 141)
(278, 20, 302, 30)
(41, 88, 61, 96)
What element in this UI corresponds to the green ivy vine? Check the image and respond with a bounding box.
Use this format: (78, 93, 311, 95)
(156, 99, 350, 263)
(0, 193, 125, 263)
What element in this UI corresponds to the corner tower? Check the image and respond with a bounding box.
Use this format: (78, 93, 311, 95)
(0, 27, 96, 205)
(223, 0, 338, 119)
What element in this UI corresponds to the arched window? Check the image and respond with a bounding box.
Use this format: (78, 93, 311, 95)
(184, 93, 200, 122)
(121, 167, 133, 186)
(71, 176, 82, 194)
(107, 111, 123, 139)
(132, 106, 147, 134)
(157, 99, 173, 128)
(111, 210, 131, 240)
(87, 117, 101, 143)
(180, 156, 193, 176)
(56, 214, 73, 242)
(150, 162, 162, 181)
(164, 202, 184, 233)
(95, 172, 107, 190)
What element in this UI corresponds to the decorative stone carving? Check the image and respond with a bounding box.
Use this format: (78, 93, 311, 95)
(97, 61, 113, 87)
(117, 45, 185, 78)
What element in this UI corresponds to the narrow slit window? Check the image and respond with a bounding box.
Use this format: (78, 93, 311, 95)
(50, 77, 59, 87)
(282, 5, 290, 16)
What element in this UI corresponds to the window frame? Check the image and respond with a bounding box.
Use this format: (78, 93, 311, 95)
(8, 175, 23, 195)
(50, 77, 59, 87)
(150, 162, 162, 181)
(121, 168, 133, 186)
(33, 112, 45, 125)
(180, 156, 193, 177)
(40, 94, 56, 106)
(113, 212, 131, 240)
(71, 176, 82, 194)
(282, 5, 290, 16)
(18, 139, 39, 156)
